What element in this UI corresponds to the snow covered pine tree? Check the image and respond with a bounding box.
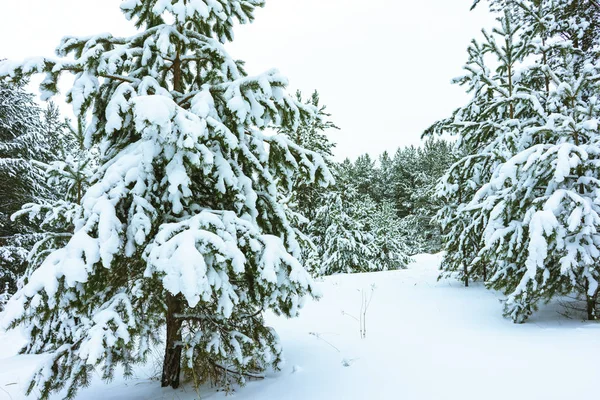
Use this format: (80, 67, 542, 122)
(427, 11, 531, 288)
(11, 116, 95, 305)
(310, 188, 378, 276)
(471, 1, 600, 322)
(277, 90, 338, 275)
(0, 0, 332, 398)
(433, 1, 600, 322)
(0, 81, 56, 296)
(280, 90, 338, 221)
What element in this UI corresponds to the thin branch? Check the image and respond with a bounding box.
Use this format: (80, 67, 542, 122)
(210, 361, 265, 380)
(60, 66, 137, 84)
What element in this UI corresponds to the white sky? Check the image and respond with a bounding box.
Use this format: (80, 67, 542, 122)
(1, 0, 493, 160)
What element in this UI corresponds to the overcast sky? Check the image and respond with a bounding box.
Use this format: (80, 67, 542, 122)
(1, 1, 493, 160)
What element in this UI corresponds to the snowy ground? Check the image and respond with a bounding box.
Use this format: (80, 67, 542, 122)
(1, 253, 599, 400)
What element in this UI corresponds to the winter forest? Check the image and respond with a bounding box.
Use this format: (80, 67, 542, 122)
(0, 1, 599, 399)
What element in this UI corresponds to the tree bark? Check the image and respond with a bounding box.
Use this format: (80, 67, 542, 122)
(161, 293, 184, 388)
(585, 282, 598, 321)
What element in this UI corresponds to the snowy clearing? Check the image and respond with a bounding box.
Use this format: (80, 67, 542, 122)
(1, 253, 599, 400)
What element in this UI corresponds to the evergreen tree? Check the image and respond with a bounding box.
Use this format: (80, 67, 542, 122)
(281, 90, 337, 221)
(279, 90, 337, 276)
(41, 102, 68, 162)
(0, 1, 332, 398)
(472, 3, 600, 322)
(310, 188, 377, 275)
(427, 11, 531, 288)
(410, 139, 455, 253)
(433, 2, 600, 322)
(373, 151, 394, 204)
(392, 146, 420, 218)
(0, 81, 56, 295)
(336, 158, 355, 184)
(280, 90, 337, 160)
(368, 201, 412, 270)
(352, 154, 376, 198)
(13, 117, 95, 282)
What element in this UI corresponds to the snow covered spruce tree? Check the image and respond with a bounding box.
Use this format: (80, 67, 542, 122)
(368, 201, 412, 271)
(309, 188, 377, 275)
(0, 0, 332, 397)
(281, 91, 337, 162)
(280, 90, 337, 221)
(411, 140, 455, 253)
(372, 151, 394, 204)
(389, 146, 420, 219)
(432, 1, 600, 322)
(278, 90, 338, 275)
(0, 81, 57, 295)
(12, 116, 95, 290)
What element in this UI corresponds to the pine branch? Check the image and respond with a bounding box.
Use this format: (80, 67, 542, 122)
(209, 361, 265, 380)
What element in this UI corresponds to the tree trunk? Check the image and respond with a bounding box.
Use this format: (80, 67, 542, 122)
(586, 284, 598, 321)
(161, 293, 184, 388)
(464, 264, 469, 287)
